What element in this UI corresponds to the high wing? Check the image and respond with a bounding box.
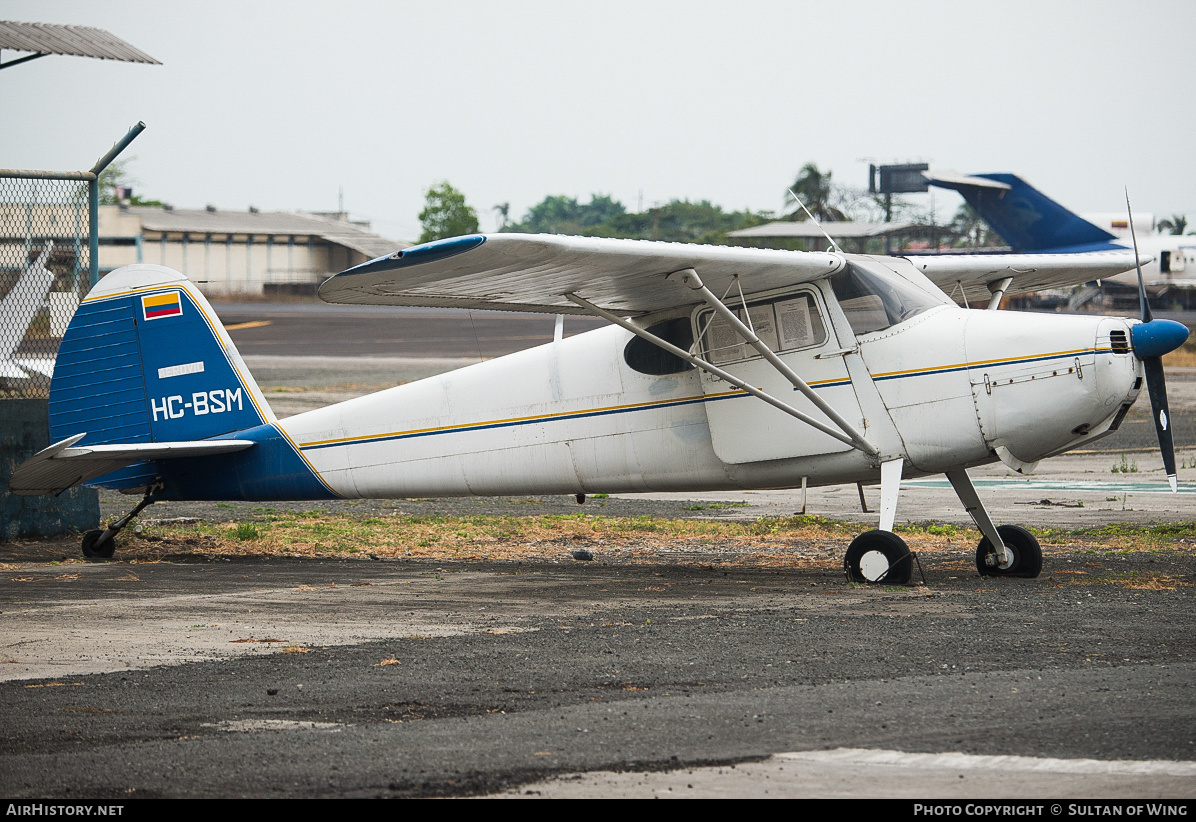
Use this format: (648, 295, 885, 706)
(900, 250, 1147, 306)
(318, 234, 844, 315)
(319, 234, 1142, 314)
(9, 434, 255, 496)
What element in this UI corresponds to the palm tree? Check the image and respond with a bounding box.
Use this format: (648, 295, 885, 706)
(786, 163, 846, 222)
(1157, 214, 1188, 236)
(492, 202, 511, 231)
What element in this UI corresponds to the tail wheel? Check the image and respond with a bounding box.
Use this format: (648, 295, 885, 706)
(976, 525, 1042, 578)
(81, 530, 115, 559)
(845, 530, 912, 585)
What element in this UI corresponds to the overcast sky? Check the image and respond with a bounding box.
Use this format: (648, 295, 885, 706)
(3, 0, 1193, 242)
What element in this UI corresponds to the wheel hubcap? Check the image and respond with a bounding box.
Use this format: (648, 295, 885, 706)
(858, 550, 890, 582)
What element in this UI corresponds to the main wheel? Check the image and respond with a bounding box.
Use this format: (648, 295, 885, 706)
(976, 525, 1041, 578)
(81, 529, 115, 559)
(844, 530, 912, 584)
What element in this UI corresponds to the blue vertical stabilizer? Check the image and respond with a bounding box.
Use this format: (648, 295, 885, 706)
(45, 264, 332, 498)
(927, 173, 1117, 252)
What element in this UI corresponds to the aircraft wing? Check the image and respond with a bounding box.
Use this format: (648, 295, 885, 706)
(901, 251, 1145, 305)
(319, 234, 845, 315)
(9, 434, 255, 496)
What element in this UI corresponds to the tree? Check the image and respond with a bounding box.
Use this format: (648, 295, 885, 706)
(505, 194, 626, 234)
(492, 202, 510, 230)
(418, 182, 479, 242)
(1157, 214, 1188, 236)
(786, 163, 847, 222)
(96, 157, 163, 207)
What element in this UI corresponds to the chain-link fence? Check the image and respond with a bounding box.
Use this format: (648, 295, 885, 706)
(0, 175, 90, 398)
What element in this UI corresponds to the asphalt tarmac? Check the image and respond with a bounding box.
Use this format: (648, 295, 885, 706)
(3, 304, 1194, 800)
(2, 549, 1194, 799)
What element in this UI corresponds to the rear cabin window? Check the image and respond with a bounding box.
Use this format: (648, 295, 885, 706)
(697, 291, 827, 366)
(623, 318, 695, 375)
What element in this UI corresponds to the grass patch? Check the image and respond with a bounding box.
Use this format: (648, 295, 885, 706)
(1163, 336, 1196, 368)
(95, 509, 1196, 565)
(230, 522, 262, 541)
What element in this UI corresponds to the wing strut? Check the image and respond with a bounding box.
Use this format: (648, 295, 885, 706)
(565, 293, 876, 456)
(665, 268, 878, 457)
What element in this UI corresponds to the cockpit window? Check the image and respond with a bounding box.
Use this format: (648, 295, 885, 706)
(830, 260, 943, 336)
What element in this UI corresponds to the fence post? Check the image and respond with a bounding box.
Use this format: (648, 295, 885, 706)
(2, 123, 146, 542)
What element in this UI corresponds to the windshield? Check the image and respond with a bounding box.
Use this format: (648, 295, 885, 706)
(830, 260, 944, 336)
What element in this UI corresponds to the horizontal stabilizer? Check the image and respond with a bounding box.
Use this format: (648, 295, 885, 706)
(9, 434, 255, 496)
(903, 251, 1147, 305)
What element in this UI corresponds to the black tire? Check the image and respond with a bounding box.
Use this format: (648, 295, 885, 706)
(844, 530, 912, 584)
(976, 525, 1042, 578)
(81, 529, 115, 559)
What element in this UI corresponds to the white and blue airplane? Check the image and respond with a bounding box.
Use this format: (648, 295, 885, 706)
(9, 232, 1189, 583)
(924, 171, 1196, 289)
(0, 243, 57, 381)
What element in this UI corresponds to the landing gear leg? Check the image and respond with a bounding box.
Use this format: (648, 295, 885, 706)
(81, 485, 159, 560)
(945, 468, 1042, 578)
(844, 459, 913, 584)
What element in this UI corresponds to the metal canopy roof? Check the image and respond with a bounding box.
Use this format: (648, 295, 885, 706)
(0, 21, 160, 67)
(125, 207, 408, 260)
(728, 221, 918, 239)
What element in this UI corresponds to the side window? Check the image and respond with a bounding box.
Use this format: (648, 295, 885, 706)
(699, 291, 827, 365)
(623, 317, 695, 375)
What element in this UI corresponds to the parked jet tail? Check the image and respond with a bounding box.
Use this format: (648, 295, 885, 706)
(12, 263, 337, 500)
(924, 172, 1118, 253)
(0, 243, 56, 379)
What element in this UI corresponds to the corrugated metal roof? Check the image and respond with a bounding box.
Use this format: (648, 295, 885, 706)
(125, 207, 407, 259)
(0, 21, 160, 64)
(728, 221, 918, 239)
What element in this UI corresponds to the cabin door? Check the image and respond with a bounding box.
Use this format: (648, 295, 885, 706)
(697, 288, 866, 465)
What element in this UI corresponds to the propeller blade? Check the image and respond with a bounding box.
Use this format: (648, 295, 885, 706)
(1125, 189, 1186, 492)
(1142, 356, 1177, 493)
(1125, 189, 1152, 323)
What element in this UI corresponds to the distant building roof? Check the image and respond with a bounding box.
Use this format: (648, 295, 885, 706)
(0, 21, 160, 65)
(125, 206, 407, 259)
(728, 221, 919, 240)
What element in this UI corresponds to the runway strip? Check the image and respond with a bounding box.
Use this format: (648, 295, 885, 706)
(498, 748, 1196, 799)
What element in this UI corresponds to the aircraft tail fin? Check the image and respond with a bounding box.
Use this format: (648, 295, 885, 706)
(925, 172, 1117, 252)
(47, 263, 277, 490)
(0, 243, 55, 374)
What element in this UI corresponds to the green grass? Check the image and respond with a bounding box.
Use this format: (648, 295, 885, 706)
(230, 522, 262, 541)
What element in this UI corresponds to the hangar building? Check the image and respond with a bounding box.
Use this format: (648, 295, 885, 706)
(98, 205, 407, 296)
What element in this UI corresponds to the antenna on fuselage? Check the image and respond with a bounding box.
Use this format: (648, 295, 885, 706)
(787, 188, 843, 255)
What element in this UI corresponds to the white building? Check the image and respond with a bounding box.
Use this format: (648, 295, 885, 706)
(98, 205, 408, 296)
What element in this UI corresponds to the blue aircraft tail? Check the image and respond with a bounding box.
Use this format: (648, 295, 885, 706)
(926, 172, 1117, 253)
(46, 264, 335, 499)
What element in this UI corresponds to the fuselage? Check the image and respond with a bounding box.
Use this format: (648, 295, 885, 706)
(241, 268, 1143, 502)
(1051, 235, 1196, 289)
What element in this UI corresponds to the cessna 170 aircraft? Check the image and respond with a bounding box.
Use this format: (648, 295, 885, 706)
(9, 229, 1189, 584)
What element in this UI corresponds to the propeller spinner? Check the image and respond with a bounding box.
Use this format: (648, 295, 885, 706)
(1126, 191, 1190, 492)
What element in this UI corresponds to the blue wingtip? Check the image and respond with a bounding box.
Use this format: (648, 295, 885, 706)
(338, 234, 486, 277)
(1132, 319, 1190, 359)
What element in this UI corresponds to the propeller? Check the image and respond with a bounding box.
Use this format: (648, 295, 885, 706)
(1125, 190, 1190, 492)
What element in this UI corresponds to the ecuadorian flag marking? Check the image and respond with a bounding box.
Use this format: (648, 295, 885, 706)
(142, 291, 183, 320)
